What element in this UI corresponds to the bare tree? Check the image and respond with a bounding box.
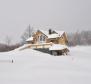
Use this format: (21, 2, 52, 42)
(21, 24, 34, 43)
(68, 30, 91, 46)
(5, 36, 12, 45)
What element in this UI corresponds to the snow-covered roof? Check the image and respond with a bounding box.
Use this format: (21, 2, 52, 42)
(37, 30, 65, 38)
(47, 30, 65, 39)
(47, 34, 60, 39)
(26, 30, 65, 40)
(38, 30, 48, 36)
(54, 31, 65, 36)
(49, 44, 68, 50)
(26, 36, 33, 41)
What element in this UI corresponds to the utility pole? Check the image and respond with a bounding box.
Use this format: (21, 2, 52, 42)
(28, 24, 31, 37)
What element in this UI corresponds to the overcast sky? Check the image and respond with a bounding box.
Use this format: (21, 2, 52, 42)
(0, 0, 91, 43)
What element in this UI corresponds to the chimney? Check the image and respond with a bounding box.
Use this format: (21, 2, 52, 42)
(49, 29, 52, 34)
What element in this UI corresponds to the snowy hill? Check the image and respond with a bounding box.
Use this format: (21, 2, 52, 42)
(0, 46, 91, 84)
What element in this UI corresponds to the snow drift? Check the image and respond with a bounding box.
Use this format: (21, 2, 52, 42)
(0, 46, 91, 84)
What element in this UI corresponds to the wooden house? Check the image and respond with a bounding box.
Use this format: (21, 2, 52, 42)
(26, 29, 68, 45)
(26, 29, 69, 55)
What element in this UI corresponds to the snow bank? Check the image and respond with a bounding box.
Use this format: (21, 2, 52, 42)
(0, 46, 91, 84)
(49, 44, 68, 50)
(14, 44, 31, 51)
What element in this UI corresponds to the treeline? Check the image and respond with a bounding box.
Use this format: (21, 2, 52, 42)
(67, 30, 91, 46)
(0, 43, 21, 52)
(0, 24, 91, 52)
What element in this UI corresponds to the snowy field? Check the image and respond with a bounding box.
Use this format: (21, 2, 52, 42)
(0, 46, 91, 84)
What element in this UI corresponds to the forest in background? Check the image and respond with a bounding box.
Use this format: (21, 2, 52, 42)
(68, 30, 91, 46)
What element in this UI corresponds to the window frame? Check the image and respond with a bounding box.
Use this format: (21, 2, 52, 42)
(39, 34, 46, 43)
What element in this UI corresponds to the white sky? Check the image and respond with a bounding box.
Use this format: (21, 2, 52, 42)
(0, 0, 91, 43)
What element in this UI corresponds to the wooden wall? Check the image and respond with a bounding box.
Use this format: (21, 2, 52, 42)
(27, 31, 68, 45)
(33, 31, 48, 44)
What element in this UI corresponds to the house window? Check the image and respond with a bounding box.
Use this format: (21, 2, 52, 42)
(39, 35, 46, 43)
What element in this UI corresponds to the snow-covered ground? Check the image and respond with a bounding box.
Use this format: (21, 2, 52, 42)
(0, 46, 91, 84)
